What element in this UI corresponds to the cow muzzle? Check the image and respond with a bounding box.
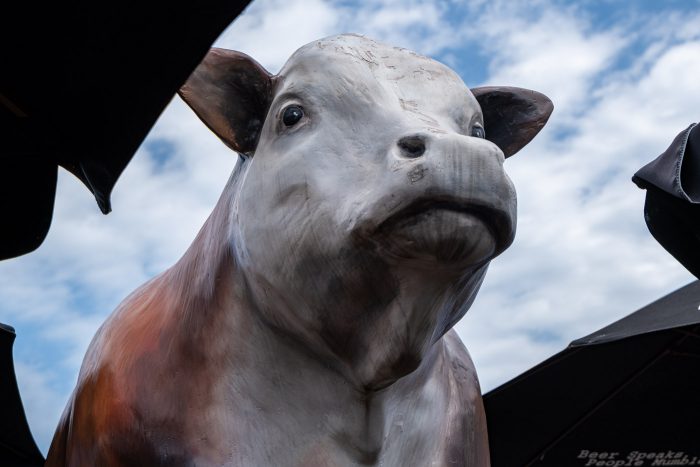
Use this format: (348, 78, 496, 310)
(366, 131, 517, 266)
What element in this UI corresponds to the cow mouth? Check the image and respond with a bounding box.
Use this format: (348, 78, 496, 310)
(372, 197, 513, 262)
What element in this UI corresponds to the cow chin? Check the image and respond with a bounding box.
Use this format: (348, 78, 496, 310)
(371, 204, 513, 267)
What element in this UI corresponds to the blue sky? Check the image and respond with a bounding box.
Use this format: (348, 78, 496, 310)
(1, 0, 699, 453)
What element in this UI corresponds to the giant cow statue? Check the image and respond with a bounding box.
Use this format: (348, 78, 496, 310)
(46, 34, 552, 466)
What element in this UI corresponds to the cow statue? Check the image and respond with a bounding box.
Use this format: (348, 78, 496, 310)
(46, 34, 552, 466)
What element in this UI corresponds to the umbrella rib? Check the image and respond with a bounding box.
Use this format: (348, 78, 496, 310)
(525, 346, 672, 467)
(675, 328, 700, 340)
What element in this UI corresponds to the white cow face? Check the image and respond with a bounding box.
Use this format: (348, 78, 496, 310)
(180, 35, 552, 386)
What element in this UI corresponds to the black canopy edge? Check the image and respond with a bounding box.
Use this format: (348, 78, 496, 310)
(2, 1, 253, 260)
(0, 324, 45, 466)
(485, 281, 700, 398)
(571, 280, 700, 346)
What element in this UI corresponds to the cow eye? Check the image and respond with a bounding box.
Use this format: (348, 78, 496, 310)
(282, 105, 304, 126)
(471, 124, 485, 139)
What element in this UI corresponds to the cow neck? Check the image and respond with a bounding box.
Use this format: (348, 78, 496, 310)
(169, 223, 232, 315)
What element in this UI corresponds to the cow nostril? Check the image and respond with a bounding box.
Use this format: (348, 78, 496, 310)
(397, 136, 426, 158)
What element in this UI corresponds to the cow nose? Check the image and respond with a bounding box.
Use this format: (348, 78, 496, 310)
(397, 135, 426, 158)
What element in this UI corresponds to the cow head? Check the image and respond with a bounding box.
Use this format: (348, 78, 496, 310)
(179, 34, 552, 389)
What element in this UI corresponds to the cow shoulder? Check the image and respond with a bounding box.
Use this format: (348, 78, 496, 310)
(440, 330, 490, 466)
(55, 278, 200, 466)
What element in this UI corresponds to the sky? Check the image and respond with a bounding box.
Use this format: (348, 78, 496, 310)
(2, 0, 700, 454)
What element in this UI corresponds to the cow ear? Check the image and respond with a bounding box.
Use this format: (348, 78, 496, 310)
(471, 86, 553, 158)
(178, 48, 274, 156)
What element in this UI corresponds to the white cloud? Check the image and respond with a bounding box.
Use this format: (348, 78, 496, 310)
(214, 0, 340, 72)
(13, 361, 67, 453)
(337, 0, 458, 55)
(468, 1, 629, 122)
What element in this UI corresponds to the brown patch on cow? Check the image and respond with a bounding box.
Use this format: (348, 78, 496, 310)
(46, 187, 244, 466)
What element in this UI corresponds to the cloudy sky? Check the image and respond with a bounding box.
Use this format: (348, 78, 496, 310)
(2, 0, 699, 453)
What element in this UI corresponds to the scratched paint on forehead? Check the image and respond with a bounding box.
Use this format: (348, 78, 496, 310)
(285, 34, 465, 90)
(278, 34, 478, 135)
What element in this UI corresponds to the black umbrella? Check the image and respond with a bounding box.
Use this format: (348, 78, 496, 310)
(484, 280, 700, 467)
(2, 4, 253, 465)
(0, 325, 44, 467)
(633, 123, 700, 279)
(1, 0, 252, 260)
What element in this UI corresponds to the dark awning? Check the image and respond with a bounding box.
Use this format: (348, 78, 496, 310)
(633, 123, 700, 278)
(1, 1, 252, 260)
(484, 280, 700, 467)
(0, 325, 44, 467)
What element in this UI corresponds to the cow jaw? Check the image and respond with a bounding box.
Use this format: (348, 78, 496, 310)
(232, 201, 489, 389)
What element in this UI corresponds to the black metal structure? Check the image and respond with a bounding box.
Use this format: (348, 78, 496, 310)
(484, 280, 700, 467)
